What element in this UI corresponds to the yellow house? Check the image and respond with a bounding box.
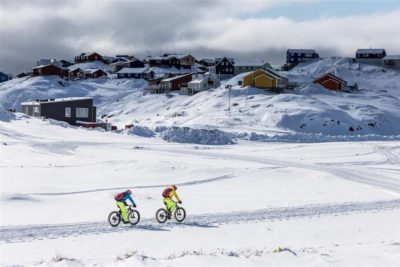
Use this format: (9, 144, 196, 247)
(241, 69, 281, 89)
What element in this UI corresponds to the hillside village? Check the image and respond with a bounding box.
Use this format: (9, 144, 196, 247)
(1, 48, 400, 142)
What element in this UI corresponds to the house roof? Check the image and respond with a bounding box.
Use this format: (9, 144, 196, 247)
(69, 67, 82, 73)
(263, 68, 284, 79)
(110, 60, 128, 66)
(215, 57, 235, 66)
(314, 72, 347, 84)
(287, 49, 317, 54)
(79, 52, 101, 57)
(356, 49, 386, 54)
(21, 97, 93, 105)
(383, 55, 400, 60)
(243, 69, 280, 80)
(32, 64, 61, 70)
(150, 55, 179, 61)
(162, 73, 192, 82)
(83, 68, 105, 74)
(124, 59, 144, 64)
(163, 53, 194, 60)
(117, 67, 149, 74)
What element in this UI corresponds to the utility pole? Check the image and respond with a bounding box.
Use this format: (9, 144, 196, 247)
(226, 84, 232, 117)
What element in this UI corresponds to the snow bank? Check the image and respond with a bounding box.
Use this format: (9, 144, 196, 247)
(0, 107, 15, 122)
(161, 127, 234, 145)
(125, 126, 155, 137)
(243, 131, 400, 143)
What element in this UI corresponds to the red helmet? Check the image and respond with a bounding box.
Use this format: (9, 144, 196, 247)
(172, 185, 177, 190)
(126, 189, 132, 194)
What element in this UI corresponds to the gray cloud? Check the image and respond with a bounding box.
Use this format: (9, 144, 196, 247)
(0, 0, 399, 74)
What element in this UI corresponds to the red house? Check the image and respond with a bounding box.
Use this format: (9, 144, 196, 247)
(313, 73, 349, 91)
(159, 73, 192, 92)
(32, 64, 68, 78)
(74, 52, 103, 63)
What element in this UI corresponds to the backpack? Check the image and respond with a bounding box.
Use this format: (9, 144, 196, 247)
(114, 192, 124, 201)
(162, 188, 172, 198)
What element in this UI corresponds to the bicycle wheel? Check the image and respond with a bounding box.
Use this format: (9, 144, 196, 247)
(174, 207, 186, 222)
(156, 208, 168, 223)
(108, 211, 121, 227)
(128, 210, 140, 225)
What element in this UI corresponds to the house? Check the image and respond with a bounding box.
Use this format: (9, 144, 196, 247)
(82, 69, 107, 79)
(239, 69, 287, 90)
(286, 49, 319, 64)
(143, 77, 164, 94)
(68, 68, 83, 79)
(74, 52, 103, 63)
(16, 72, 29, 78)
(383, 55, 400, 70)
(313, 73, 354, 91)
(117, 67, 154, 79)
(122, 59, 145, 69)
(187, 72, 220, 94)
(356, 49, 386, 65)
(162, 54, 196, 69)
(109, 60, 128, 73)
(160, 73, 192, 92)
(235, 61, 272, 74)
(32, 64, 68, 78)
(0, 71, 12, 83)
(147, 55, 181, 69)
(197, 59, 215, 67)
(59, 60, 73, 68)
(213, 57, 235, 78)
(21, 97, 96, 125)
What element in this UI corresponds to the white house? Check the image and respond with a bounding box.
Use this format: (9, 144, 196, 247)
(187, 72, 220, 94)
(383, 55, 400, 70)
(117, 67, 154, 79)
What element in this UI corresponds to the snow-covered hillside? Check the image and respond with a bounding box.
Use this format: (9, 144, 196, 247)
(1, 114, 400, 266)
(1, 57, 399, 142)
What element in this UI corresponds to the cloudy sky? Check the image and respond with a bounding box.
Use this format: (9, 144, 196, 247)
(0, 0, 399, 74)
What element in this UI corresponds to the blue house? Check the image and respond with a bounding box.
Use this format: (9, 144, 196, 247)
(286, 49, 319, 64)
(0, 71, 12, 83)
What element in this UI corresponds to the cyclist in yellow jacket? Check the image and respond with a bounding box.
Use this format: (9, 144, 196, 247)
(162, 185, 182, 217)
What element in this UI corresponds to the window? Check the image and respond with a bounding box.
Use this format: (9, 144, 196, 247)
(76, 107, 89, 118)
(65, 107, 71, 117)
(33, 106, 39, 113)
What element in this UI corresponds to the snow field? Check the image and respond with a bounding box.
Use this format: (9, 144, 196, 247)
(1, 116, 400, 265)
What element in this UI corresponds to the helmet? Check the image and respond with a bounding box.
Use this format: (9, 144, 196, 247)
(172, 185, 177, 190)
(126, 189, 132, 194)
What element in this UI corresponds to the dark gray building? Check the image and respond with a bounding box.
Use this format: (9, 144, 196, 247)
(0, 71, 12, 83)
(214, 57, 235, 78)
(21, 97, 96, 125)
(286, 49, 319, 64)
(356, 48, 386, 66)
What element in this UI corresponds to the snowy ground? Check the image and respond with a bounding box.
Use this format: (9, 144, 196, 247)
(1, 114, 400, 266)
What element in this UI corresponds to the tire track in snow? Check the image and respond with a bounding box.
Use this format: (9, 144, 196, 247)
(374, 145, 400, 165)
(151, 147, 400, 193)
(28, 174, 235, 196)
(1, 199, 400, 243)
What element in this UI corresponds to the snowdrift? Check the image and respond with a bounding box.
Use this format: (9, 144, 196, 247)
(0, 107, 15, 122)
(160, 127, 234, 145)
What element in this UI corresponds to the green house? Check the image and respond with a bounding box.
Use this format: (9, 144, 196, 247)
(235, 61, 272, 74)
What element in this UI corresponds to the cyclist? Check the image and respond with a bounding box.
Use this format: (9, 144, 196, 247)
(114, 189, 136, 223)
(162, 185, 182, 218)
